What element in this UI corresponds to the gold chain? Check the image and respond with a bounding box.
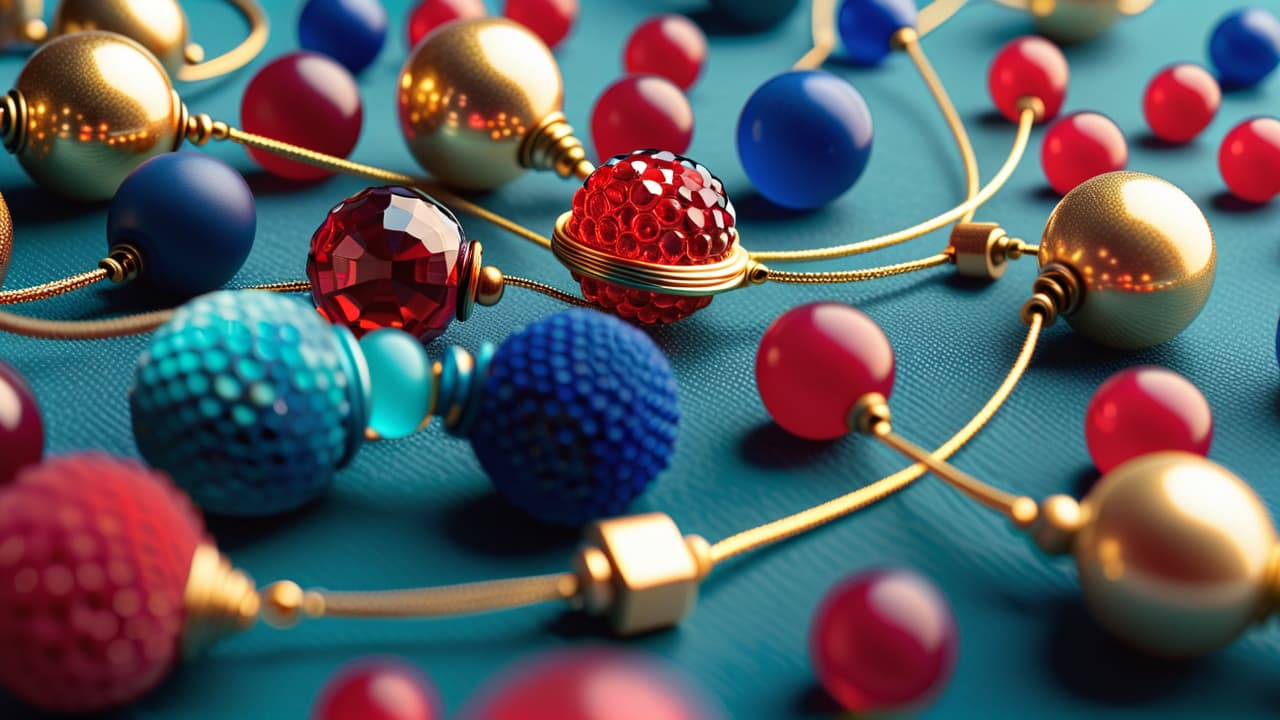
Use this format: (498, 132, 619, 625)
(0, 268, 108, 304)
(764, 252, 951, 284)
(315, 573, 579, 618)
(503, 275, 594, 308)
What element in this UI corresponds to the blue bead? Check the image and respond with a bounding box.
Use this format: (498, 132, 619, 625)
(736, 70, 874, 210)
(837, 0, 917, 65)
(469, 309, 680, 526)
(108, 153, 256, 297)
(709, 0, 801, 29)
(359, 328, 433, 440)
(1209, 8, 1280, 88)
(299, 0, 388, 74)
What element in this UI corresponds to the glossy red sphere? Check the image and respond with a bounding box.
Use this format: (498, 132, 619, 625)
(591, 75, 694, 163)
(1085, 366, 1213, 474)
(1143, 64, 1220, 143)
(987, 36, 1068, 124)
(241, 52, 364, 181)
(1040, 112, 1128, 195)
(504, 0, 577, 49)
(0, 361, 42, 484)
(1219, 117, 1280, 204)
(407, 0, 485, 47)
(313, 657, 439, 720)
(624, 14, 707, 90)
(811, 568, 957, 713)
(756, 302, 895, 440)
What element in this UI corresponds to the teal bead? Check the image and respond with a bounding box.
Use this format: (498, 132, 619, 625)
(359, 329, 434, 440)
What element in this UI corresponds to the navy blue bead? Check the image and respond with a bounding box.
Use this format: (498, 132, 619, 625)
(108, 153, 255, 297)
(299, 0, 388, 74)
(469, 309, 680, 526)
(709, 0, 801, 29)
(838, 0, 917, 65)
(1209, 7, 1280, 88)
(736, 70, 874, 210)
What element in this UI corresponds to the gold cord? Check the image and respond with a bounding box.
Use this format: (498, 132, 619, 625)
(177, 0, 270, 82)
(918, 0, 967, 36)
(793, 0, 838, 70)
(764, 252, 951, 284)
(0, 269, 108, 304)
(312, 573, 579, 618)
(503, 275, 593, 308)
(240, 280, 311, 293)
(0, 307, 173, 339)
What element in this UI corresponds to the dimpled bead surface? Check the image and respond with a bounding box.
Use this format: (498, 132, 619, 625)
(568, 151, 737, 324)
(408, 0, 485, 47)
(1208, 7, 1280, 88)
(1218, 117, 1280, 204)
(313, 657, 440, 720)
(0, 454, 203, 714)
(1143, 64, 1220, 143)
(299, 0, 389, 74)
(0, 360, 42, 484)
(360, 329, 435, 441)
(130, 291, 368, 516)
(1041, 112, 1127, 195)
(1085, 366, 1212, 473)
(837, 0, 918, 66)
(503, 0, 577, 49)
(624, 14, 707, 90)
(590, 75, 694, 163)
(988, 36, 1068, 123)
(469, 310, 679, 526)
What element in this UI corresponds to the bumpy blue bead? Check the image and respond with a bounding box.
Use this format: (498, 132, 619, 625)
(299, 0, 388, 74)
(837, 0, 917, 65)
(130, 291, 369, 516)
(469, 309, 680, 526)
(1209, 8, 1280, 88)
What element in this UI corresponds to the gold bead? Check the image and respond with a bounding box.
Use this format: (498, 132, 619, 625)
(1074, 452, 1277, 658)
(475, 265, 505, 306)
(1037, 171, 1215, 349)
(1027, 0, 1155, 44)
(52, 0, 191, 78)
(260, 580, 305, 629)
(950, 222, 1011, 280)
(0, 1, 45, 46)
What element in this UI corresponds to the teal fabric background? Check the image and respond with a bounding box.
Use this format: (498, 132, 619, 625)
(1, 0, 1279, 717)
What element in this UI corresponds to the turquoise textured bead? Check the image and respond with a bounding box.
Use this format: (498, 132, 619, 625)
(360, 328, 435, 440)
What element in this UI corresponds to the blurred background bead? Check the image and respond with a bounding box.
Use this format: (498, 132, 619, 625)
(987, 35, 1068, 123)
(837, 0, 917, 66)
(407, 0, 485, 47)
(624, 14, 706, 90)
(299, 0, 389, 74)
(1208, 7, 1280, 88)
(1040, 111, 1127, 195)
(0, 360, 42, 484)
(708, 0, 800, 29)
(1218, 117, 1280, 203)
(52, 0, 192, 78)
(1143, 64, 1220, 143)
(504, 0, 577, 49)
(590, 75, 693, 163)
(313, 657, 439, 720)
(359, 329, 435, 441)
(1085, 366, 1213, 473)
(1028, 0, 1123, 44)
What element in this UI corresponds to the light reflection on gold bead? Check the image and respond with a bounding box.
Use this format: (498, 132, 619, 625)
(52, 0, 192, 78)
(1024, 0, 1153, 44)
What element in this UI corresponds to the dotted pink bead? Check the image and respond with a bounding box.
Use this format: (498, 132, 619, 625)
(1085, 366, 1213, 473)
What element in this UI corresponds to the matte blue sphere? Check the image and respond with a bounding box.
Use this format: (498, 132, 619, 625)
(469, 309, 680, 526)
(299, 0, 388, 74)
(737, 70, 874, 210)
(838, 0, 917, 65)
(130, 291, 369, 516)
(709, 0, 801, 29)
(1209, 7, 1280, 88)
(108, 153, 256, 297)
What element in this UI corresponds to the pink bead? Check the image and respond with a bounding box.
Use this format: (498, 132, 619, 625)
(407, 0, 485, 47)
(755, 302, 895, 441)
(1219, 117, 1280, 204)
(1040, 111, 1127, 195)
(590, 75, 693, 163)
(624, 14, 707, 90)
(504, 0, 578, 49)
(987, 36, 1068, 124)
(313, 657, 439, 720)
(1143, 64, 1220, 143)
(811, 568, 957, 713)
(1085, 366, 1213, 474)
(240, 52, 364, 181)
(0, 361, 42, 484)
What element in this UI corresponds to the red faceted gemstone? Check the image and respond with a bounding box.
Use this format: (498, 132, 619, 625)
(407, 0, 485, 48)
(313, 657, 439, 720)
(0, 360, 42, 485)
(1085, 366, 1213, 473)
(504, 0, 578, 49)
(1219, 117, 1280, 204)
(1041, 112, 1127, 195)
(624, 14, 707, 90)
(307, 186, 471, 342)
(1143, 64, 1220, 143)
(591, 75, 694, 163)
(988, 36, 1069, 124)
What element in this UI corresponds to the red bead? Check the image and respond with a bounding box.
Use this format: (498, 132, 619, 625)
(0, 454, 204, 714)
(755, 302, 895, 441)
(1040, 111, 1127, 195)
(240, 52, 363, 181)
(810, 569, 957, 713)
(0, 361, 42, 484)
(987, 36, 1068, 124)
(1085, 366, 1213, 474)
(504, 0, 577, 49)
(407, 0, 485, 47)
(624, 14, 707, 90)
(590, 75, 694, 163)
(313, 657, 439, 720)
(1219, 117, 1280, 204)
(1143, 64, 1220, 143)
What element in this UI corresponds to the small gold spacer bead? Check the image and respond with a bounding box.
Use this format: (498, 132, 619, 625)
(185, 43, 206, 65)
(1025, 494, 1083, 555)
(260, 581, 305, 629)
(1017, 96, 1047, 123)
(1009, 496, 1041, 530)
(849, 393, 891, 436)
(475, 266, 506, 306)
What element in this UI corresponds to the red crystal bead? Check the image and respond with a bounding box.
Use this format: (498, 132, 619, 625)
(0, 360, 42, 485)
(1085, 366, 1213, 474)
(407, 0, 486, 47)
(1040, 111, 1127, 195)
(569, 151, 737, 324)
(307, 186, 471, 342)
(313, 657, 439, 720)
(1219, 117, 1280, 204)
(1143, 64, 1220, 144)
(504, 0, 578, 49)
(590, 75, 694, 163)
(987, 36, 1069, 124)
(624, 14, 707, 90)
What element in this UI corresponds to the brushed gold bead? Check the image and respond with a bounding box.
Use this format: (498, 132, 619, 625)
(52, 0, 192, 78)
(1074, 452, 1277, 658)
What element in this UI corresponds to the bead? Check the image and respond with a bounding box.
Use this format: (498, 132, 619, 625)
(108, 153, 256, 297)
(0, 0, 43, 45)
(1142, 64, 1220, 143)
(407, 0, 485, 48)
(1075, 452, 1276, 657)
(810, 569, 957, 713)
(837, 0, 917, 66)
(314, 657, 440, 720)
(1028, 0, 1123, 44)
(624, 14, 707, 90)
(736, 70, 873, 210)
(299, 0, 389, 74)
(308, 186, 471, 343)
(0, 454, 203, 713)
(52, 0, 192, 78)
(1040, 112, 1127, 195)
(590, 75, 694, 163)
(503, 0, 577, 49)
(1208, 7, 1280, 88)
(469, 310, 679, 525)
(475, 265, 506, 307)
(987, 36, 1068, 123)
(1218, 117, 1280, 204)
(756, 302, 895, 440)
(708, 0, 800, 29)
(1085, 366, 1213, 473)
(0, 361, 42, 484)
(360, 329, 435, 441)
(240, 52, 363, 181)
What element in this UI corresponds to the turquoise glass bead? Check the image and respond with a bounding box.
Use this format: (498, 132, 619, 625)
(360, 329, 435, 440)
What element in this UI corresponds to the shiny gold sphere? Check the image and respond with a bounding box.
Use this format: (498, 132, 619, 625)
(397, 17, 564, 190)
(1026, 0, 1154, 44)
(1037, 171, 1215, 349)
(1074, 452, 1276, 658)
(11, 31, 184, 202)
(52, 0, 194, 78)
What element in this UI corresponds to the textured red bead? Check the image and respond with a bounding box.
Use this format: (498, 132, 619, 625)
(504, 0, 577, 49)
(0, 454, 204, 714)
(755, 302, 895, 440)
(407, 0, 486, 47)
(590, 75, 694, 163)
(1040, 112, 1127, 195)
(0, 360, 42, 484)
(313, 657, 439, 720)
(240, 52, 363, 181)
(569, 151, 737, 324)
(308, 186, 471, 342)
(1085, 366, 1213, 474)
(624, 14, 707, 90)
(1143, 64, 1220, 143)
(987, 36, 1069, 124)
(1219, 117, 1280, 204)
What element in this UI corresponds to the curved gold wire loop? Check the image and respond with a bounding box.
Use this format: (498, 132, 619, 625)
(177, 0, 269, 82)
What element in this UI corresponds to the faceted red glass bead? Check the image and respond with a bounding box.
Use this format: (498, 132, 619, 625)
(755, 302, 895, 440)
(568, 150, 737, 324)
(590, 75, 694, 163)
(810, 569, 957, 713)
(1085, 366, 1213, 474)
(241, 52, 363, 181)
(313, 657, 439, 720)
(307, 186, 471, 342)
(1219, 117, 1280, 204)
(624, 14, 707, 90)
(504, 0, 578, 49)
(407, 0, 485, 47)
(1143, 64, 1220, 143)
(987, 36, 1068, 124)
(0, 360, 42, 484)
(1040, 112, 1127, 195)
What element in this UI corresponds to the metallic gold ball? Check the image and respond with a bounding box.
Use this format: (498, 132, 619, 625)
(52, 0, 192, 78)
(1026, 0, 1154, 43)
(1074, 452, 1276, 658)
(1038, 171, 1215, 349)
(397, 17, 564, 190)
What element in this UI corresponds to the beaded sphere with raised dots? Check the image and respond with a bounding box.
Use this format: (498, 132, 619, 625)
(837, 0, 917, 65)
(130, 291, 368, 516)
(1218, 117, 1280, 204)
(987, 35, 1068, 124)
(1208, 7, 1280, 89)
(1040, 112, 1128, 195)
(0, 454, 203, 714)
(1143, 64, 1220, 143)
(468, 310, 679, 526)
(1085, 366, 1213, 473)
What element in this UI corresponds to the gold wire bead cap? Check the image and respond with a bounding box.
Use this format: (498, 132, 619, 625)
(259, 580, 326, 629)
(181, 543, 260, 658)
(520, 112, 594, 181)
(99, 244, 144, 283)
(950, 222, 1031, 280)
(848, 392, 891, 436)
(1019, 493, 1083, 554)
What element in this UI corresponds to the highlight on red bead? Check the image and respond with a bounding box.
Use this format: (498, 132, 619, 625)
(504, 0, 578, 49)
(0, 360, 43, 484)
(755, 302, 895, 441)
(1142, 64, 1220, 143)
(408, 0, 486, 48)
(624, 14, 707, 90)
(0, 454, 204, 714)
(313, 657, 440, 720)
(1040, 111, 1127, 195)
(810, 568, 957, 713)
(1218, 117, 1280, 204)
(1085, 366, 1213, 474)
(240, 52, 364, 181)
(590, 75, 694, 163)
(987, 36, 1068, 123)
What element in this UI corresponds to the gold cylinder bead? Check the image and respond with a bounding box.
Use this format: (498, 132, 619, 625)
(950, 222, 1011, 280)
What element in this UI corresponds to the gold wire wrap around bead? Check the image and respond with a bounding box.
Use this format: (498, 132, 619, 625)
(176, 0, 269, 82)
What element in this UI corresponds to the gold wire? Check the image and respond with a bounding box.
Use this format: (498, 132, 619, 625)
(792, 0, 837, 70)
(918, 0, 968, 36)
(0, 269, 108, 304)
(177, 0, 270, 82)
(764, 252, 951, 284)
(502, 275, 593, 308)
(241, 280, 312, 293)
(314, 573, 580, 618)
(0, 308, 174, 339)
